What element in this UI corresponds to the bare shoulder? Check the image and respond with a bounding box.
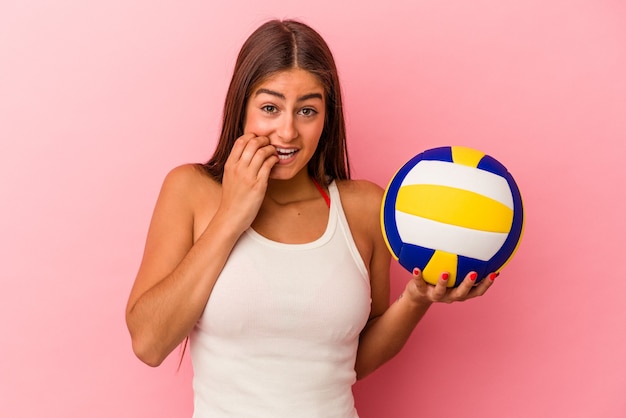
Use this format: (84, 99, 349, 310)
(128, 164, 217, 316)
(335, 179, 384, 214)
(163, 163, 217, 192)
(335, 179, 389, 285)
(335, 179, 385, 243)
(160, 163, 219, 202)
(154, 164, 220, 228)
(163, 164, 227, 241)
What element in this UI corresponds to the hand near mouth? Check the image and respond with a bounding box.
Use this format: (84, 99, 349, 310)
(219, 133, 279, 233)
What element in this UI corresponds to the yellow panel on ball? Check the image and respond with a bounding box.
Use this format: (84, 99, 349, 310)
(422, 250, 458, 287)
(396, 184, 514, 233)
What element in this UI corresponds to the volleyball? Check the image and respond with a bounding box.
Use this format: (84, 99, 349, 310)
(381, 146, 524, 287)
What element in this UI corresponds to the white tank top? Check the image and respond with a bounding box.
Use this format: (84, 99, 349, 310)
(190, 181, 371, 417)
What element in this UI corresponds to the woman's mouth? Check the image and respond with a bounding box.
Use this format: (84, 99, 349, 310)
(275, 147, 298, 161)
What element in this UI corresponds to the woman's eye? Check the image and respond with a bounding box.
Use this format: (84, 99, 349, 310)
(262, 105, 278, 114)
(299, 108, 317, 117)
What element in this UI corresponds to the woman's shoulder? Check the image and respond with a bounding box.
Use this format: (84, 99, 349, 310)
(335, 179, 384, 218)
(335, 179, 384, 203)
(334, 179, 386, 260)
(158, 163, 221, 208)
(164, 163, 215, 184)
(162, 163, 219, 192)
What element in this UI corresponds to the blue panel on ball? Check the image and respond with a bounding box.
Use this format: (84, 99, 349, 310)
(488, 170, 524, 271)
(457, 256, 489, 285)
(422, 146, 453, 162)
(476, 154, 506, 176)
(382, 151, 429, 257)
(398, 243, 435, 274)
(382, 204, 402, 258)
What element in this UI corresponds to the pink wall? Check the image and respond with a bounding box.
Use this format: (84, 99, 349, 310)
(1, 1, 624, 417)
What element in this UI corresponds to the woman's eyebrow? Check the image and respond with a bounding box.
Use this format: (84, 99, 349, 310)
(255, 88, 323, 102)
(297, 93, 323, 102)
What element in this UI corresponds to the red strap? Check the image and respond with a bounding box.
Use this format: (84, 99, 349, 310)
(311, 178, 330, 208)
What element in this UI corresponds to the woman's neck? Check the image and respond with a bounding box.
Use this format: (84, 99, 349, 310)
(265, 171, 319, 206)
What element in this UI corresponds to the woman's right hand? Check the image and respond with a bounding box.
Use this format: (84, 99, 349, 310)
(219, 133, 279, 233)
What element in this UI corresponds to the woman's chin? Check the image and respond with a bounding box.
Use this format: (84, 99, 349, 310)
(268, 165, 307, 181)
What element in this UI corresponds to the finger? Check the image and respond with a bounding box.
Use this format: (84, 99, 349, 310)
(411, 267, 429, 292)
(451, 271, 478, 300)
(247, 143, 277, 175)
(431, 272, 450, 302)
(468, 272, 498, 298)
(476, 272, 500, 296)
(412, 267, 422, 279)
(240, 136, 272, 165)
(256, 152, 280, 181)
(229, 133, 258, 161)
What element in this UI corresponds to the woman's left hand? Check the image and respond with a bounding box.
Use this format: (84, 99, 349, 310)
(403, 268, 497, 305)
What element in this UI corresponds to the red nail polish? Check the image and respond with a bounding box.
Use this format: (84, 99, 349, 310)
(469, 272, 478, 281)
(441, 272, 449, 281)
(488, 272, 499, 281)
(413, 268, 420, 276)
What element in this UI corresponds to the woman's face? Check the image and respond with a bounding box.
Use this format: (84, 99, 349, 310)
(243, 68, 326, 181)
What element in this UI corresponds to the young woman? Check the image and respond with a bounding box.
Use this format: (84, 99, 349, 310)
(125, 19, 495, 417)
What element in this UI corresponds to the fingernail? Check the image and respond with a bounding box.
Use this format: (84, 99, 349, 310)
(413, 268, 421, 276)
(488, 272, 499, 281)
(469, 272, 478, 281)
(441, 272, 449, 281)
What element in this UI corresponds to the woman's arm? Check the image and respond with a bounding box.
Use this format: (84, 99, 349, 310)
(353, 182, 495, 379)
(125, 165, 242, 366)
(126, 135, 278, 367)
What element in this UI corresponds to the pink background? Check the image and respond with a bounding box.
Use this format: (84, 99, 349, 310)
(1, 1, 625, 417)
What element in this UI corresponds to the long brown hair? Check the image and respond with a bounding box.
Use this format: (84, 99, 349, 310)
(201, 19, 350, 185)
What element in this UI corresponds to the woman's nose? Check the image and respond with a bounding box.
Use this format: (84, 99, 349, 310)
(276, 114, 298, 141)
